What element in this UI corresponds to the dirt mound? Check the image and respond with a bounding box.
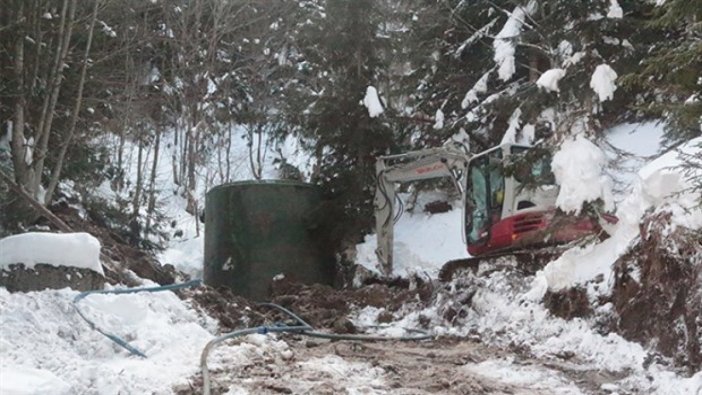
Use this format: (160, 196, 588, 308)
(183, 286, 265, 332)
(543, 287, 592, 320)
(611, 211, 702, 372)
(269, 276, 433, 332)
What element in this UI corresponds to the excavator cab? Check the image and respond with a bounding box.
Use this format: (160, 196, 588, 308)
(463, 143, 603, 256)
(374, 142, 613, 276)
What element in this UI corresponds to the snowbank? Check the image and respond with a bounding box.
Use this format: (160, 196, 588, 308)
(0, 232, 103, 276)
(534, 137, 702, 294)
(0, 285, 229, 394)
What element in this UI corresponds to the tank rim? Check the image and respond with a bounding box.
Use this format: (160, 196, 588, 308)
(207, 179, 318, 195)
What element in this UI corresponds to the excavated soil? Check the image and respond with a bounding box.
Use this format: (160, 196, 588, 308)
(267, 276, 433, 331)
(0, 263, 105, 292)
(610, 211, 702, 373)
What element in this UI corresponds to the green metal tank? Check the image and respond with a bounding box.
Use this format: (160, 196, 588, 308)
(204, 180, 334, 300)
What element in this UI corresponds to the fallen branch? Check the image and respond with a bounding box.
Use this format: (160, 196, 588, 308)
(0, 167, 73, 232)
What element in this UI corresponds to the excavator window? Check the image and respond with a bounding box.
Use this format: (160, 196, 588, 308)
(466, 150, 504, 244)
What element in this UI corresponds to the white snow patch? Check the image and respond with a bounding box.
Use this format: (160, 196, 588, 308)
(0, 232, 104, 276)
(590, 64, 618, 102)
(607, 0, 624, 18)
(551, 135, 614, 214)
(536, 68, 566, 93)
(0, 287, 216, 394)
(461, 70, 491, 109)
(500, 108, 522, 145)
(362, 86, 384, 118)
(0, 365, 72, 395)
(355, 195, 469, 278)
(464, 358, 584, 394)
(564, 51, 585, 68)
(605, 121, 665, 192)
(433, 109, 445, 129)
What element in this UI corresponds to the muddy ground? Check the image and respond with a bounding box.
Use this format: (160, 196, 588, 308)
(175, 273, 636, 395)
(176, 329, 626, 395)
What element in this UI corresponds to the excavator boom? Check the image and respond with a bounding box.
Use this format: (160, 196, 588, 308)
(374, 147, 469, 275)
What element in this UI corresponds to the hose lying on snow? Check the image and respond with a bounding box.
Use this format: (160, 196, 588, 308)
(72, 279, 203, 358)
(201, 302, 432, 395)
(73, 279, 432, 394)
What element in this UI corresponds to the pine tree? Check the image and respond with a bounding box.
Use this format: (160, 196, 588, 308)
(633, 0, 702, 145)
(281, 0, 400, 240)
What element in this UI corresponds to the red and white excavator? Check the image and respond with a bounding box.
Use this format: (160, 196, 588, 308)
(374, 142, 615, 278)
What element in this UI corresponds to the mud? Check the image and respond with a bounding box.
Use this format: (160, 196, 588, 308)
(610, 211, 702, 373)
(543, 287, 592, 320)
(178, 336, 625, 395)
(267, 276, 432, 331)
(183, 286, 266, 332)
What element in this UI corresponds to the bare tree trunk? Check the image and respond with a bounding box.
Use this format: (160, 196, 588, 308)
(10, 2, 28, 188)
(172, 121, 180, 186)
(133, 139, 144, 217)
(216, 132, 225, 184)
(44, 0, 100, 205)
(226, 122, 233, 182)
(248, 126, 263, 180)
(145, 128, 161, 236)
(31, 0, 77, 197)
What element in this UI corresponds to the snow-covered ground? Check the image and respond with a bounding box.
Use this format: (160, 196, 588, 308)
(1, 122, 700, 394)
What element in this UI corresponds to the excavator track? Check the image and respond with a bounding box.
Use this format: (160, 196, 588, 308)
(438, 246, 571, 282)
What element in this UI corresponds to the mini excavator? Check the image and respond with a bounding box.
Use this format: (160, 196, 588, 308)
(374, 142, 616, 279)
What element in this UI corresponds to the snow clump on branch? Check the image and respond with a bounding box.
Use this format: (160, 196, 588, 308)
(536, 68, 566, 93)
(362, 86, 384, 118)
(551, 135, 614, 214)
(590, 64, 618, 102)
(493, 1, 537, 81)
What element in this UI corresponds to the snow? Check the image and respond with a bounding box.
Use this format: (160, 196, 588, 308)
(607, 0, 624, 18)
(433, 108, 445, 129)
(605, 121, 665, 193)
(0, 365, 72, 395)
(355, 193, 469, 278)
(461, 70, 491, 109)
(0, 232, 104, 276)
(0, 286, 216, 394)
(551, 135, 614, 214)
(534, 136, 702, 294)
(362, 86, 384, 118)
(500, 108, 523, 145)
(464, 358, 584, 394)
(536, 68, 566, 93)
(607, 121, 665, 157)
(493, 2, 536, 81)
(590, 64, 618, 102)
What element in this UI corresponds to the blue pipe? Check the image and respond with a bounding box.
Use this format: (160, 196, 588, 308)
(73, 279, 203, 358)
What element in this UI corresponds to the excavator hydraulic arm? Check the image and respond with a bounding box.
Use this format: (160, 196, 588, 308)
(374, 147, 468, 276)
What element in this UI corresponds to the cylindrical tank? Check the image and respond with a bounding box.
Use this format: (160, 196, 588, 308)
(204, 180, 334, 300)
